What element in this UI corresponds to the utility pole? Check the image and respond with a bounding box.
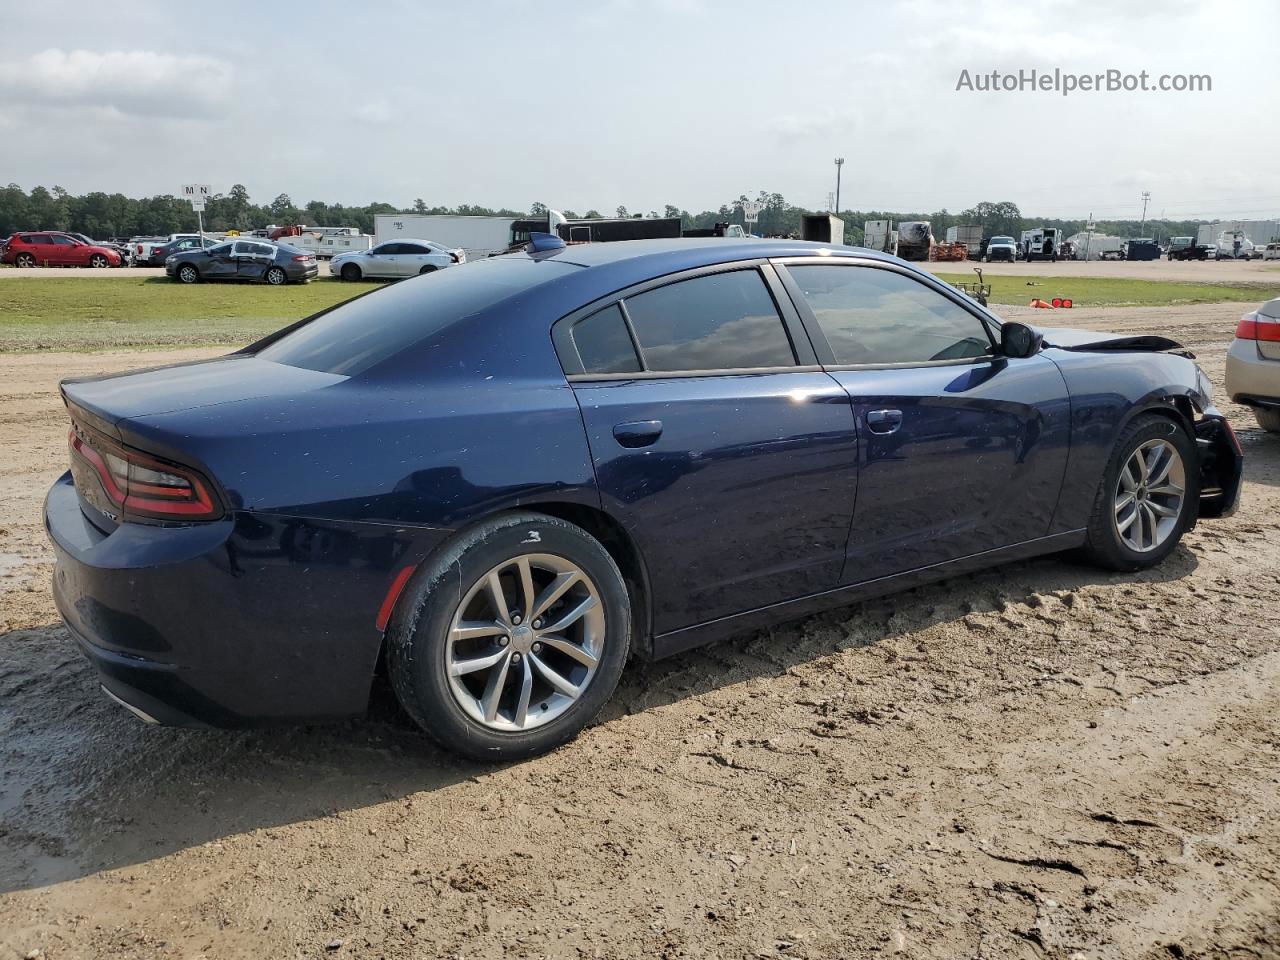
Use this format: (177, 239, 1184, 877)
(1140, 191, 1151, 233)
(834, 158, 845, 216)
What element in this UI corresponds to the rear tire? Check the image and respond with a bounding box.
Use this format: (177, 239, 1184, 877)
(340, 263, 361, 282)
(387, 512, 631, 761)
(418, 265, 437, 275)
(265, 266, 287, 285)
(1255, 407, 1280, 433)
(1080, 414, 1199, 571)
(15, 253, 35, 268)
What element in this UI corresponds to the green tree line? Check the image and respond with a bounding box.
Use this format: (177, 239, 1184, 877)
(0, 182, 1209, 245)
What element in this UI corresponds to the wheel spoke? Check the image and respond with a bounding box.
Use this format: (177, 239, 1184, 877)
(1140, 504, 1157, 549)
(516, 556, 536, 620)
(1148, 499, 1178, 518)
(479, 650, 512, 722)
(1148, 481, 1183, 497)
(451, 620, 508, 642)
(1147, 444, 1174, 486)
(451, 647, 510, 677)
(537, 634, 599, 668)
(1116, 506, 1139, 535)
(1115, 491, 1136, 512)
(1120, 460, 1139, 492)
(1135, 447, 1151, 482)
(513, 657, 534, 727)
(486, 570, 512, 625)
(531, 571, 581, 622)
(529, 652, 580, 698)
(541, 595, 598, 635)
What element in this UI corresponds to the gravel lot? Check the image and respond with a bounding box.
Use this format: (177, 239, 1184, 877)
(1, 302, 1278, 959)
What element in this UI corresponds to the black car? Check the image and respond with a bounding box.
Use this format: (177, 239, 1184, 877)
(165, 239, 318, 285)
(145, 235, 217, 267)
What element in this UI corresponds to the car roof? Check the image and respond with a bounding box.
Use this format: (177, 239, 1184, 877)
(533, 236, 873, 268)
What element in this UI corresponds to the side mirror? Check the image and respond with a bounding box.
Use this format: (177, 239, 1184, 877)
(999, 321, 1043, 359)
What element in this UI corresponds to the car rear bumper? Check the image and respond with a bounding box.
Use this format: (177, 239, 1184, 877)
(45, 471, 446, 727)
(1226, 337, 1280, 406)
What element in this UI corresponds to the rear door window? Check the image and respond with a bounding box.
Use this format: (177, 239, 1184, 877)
(621, 269, 796, 372)
(787, 264, 993, 365)
(572, 305, 641, 374)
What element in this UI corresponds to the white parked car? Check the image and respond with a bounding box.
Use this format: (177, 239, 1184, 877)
(330, 239, 465, 281)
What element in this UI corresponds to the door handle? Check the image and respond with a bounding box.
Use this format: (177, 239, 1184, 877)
(613, 420, 663, 448)
(865, 409, 903, 434)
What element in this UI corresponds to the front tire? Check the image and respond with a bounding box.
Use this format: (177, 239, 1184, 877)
(265, 266, 287, 285)
(89, 254, 109, 268)
(340, 263, 361, 282)
(1080, 414, 1199, 571)
(1254, 407, 1280, 433)
(388, 512, 631, 761)
(177, 264, 200, 284)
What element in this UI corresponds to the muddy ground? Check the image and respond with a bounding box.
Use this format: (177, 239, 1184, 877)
(1, 303, 1278, 960)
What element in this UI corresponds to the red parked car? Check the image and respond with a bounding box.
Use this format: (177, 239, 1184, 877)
(1, 231, 123, 268)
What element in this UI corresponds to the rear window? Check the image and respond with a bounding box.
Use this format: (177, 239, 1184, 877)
(622, 269, 796, 372)
(257, 257, 575, 376)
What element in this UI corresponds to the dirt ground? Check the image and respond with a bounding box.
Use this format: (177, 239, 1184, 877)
(1, 303, 1278, 960)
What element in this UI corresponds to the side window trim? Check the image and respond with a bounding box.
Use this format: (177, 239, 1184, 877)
(552, 259, 817, 380)
(772, 257, 999, 370)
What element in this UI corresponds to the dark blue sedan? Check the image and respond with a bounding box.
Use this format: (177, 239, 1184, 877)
(46, 237, 1243, 759)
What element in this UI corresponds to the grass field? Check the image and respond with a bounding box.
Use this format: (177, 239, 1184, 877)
(932, 272, 1279, 307)
(0, 277, 377, 351)
(1, 273, 1278, 352)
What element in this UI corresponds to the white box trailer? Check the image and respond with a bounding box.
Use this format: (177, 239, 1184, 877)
(374, 215, 518, 260)
(862, 219, 897, 254)
(1066, 232, 1125, 260)
(285, 227, 373, 259)
(945, 225, 983, 257)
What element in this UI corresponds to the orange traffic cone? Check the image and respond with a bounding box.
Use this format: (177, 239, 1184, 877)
(1029, 298, 1055, 308)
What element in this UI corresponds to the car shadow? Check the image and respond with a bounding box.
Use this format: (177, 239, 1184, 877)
(0, 545, 1198, 895)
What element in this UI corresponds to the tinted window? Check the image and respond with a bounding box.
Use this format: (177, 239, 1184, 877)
(622, 270, 795, 372)
(573, 305, 640, 374)
(30, 235, 52, 245)
(51, 235, 77, 246)
(258, 258, 577, 376)
(788, 264, 992, 365)
(207, 242, 233, 255)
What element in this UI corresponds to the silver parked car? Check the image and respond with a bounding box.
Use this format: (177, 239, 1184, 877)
(330, 239, 465, 281)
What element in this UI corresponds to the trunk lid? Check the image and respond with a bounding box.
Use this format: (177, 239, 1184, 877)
(60, 355, 346, 426)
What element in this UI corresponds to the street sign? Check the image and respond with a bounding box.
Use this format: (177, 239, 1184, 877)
(181, 184, 212, 236)
(741, 200, 763, 224)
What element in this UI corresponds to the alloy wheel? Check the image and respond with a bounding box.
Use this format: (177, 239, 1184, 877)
(445, 553, 605, 732)
(266, 267, 286, 285)
(1114, 438, 1185, 552)
(179, 265, 197, 283)
(15, 254, 34, 267)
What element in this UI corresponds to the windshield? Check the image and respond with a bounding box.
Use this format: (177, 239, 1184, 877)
(991, 237, 1013, 244)
(257, 257, 577, 376)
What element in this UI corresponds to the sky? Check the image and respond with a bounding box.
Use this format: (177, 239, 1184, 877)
(1, 0, 1276, 221)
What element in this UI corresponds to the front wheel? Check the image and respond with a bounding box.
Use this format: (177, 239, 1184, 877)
(1255, 407, 1280, 433)
(265, 266, 287, 285)
(89, 254, 109, 268)
(340, 263, 361, 282)
(1080, 414, 1199, 571)
(176, 264, 199, 284)
(388, 512, 631, 761)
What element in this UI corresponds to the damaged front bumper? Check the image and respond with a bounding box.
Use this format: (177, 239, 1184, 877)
(1194, 411, 1243, 520)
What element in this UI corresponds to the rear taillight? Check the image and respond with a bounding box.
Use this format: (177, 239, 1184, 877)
(449, 252, 460, 263)
(1235, 314, 1280, 342)
(136, 244, 144, 254)
(68, 423, 221, 521)
(292, 254, 314, 262)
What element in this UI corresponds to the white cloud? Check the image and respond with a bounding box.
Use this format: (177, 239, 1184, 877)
(0, 48, 232, 118)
